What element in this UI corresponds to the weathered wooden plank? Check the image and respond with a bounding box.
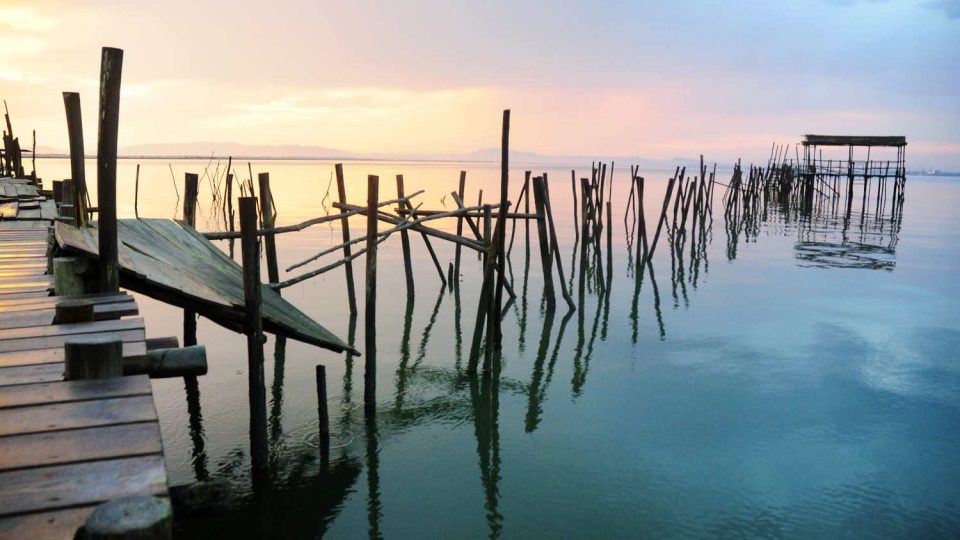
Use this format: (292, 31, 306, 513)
(0, 291, 50, 300)
(0, 241, 45, 248)
(0, 341, 146, 369)
(39, 200, 57, 221)
(0, 270, 48, 280)
(0, 328, 145, 354)
(0, 276, 51, 289)
(0, 363, 63, 386)
(14, 184, 39, 199)
(0, 455, 167, 516)
(0, 220, 47, 230)
(0, 301, 138, 330)
(0, 291, 127, 310)
(0, 394, 157, 436)
(0, 506, 93, 540)
(0, 375, 151, 409)
(0, 422, 162, 472)
(0, 317, 143, 342)
(16, 209, 41, 220)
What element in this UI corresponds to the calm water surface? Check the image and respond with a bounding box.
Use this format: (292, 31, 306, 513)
(38, 158, 960, 538)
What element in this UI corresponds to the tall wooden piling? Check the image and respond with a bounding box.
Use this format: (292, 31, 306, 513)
(335, 164, 358, 314)
(134, 163, 141, 218)
(492, 109, 510, 345)
(645, 173, 677, 266)
(536, 175, 575, 310)
(396, 174, 415, 300)
(183, 173, 199, 347)
(364, 175, 379, 410)
(453, 171, 467, 286)
(96, 47, 123, 293)
(258, 173, 280, 289)
(239, 196, 270, 484)
(532, 177, 556, 309)
(62, 92, 88, 226)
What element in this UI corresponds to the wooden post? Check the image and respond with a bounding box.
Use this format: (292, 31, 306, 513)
(257, 173, 280, 289)
(96, 47, 123, 293)
(645, 174, 678, 266)
(62, 92, 88, 226)
(571, 170, 579, 241)
(316, 364, 330, 464)
(239, 196, 269, 484)
(54, 299, 95, 324)
(226, 172, 235, 232)
(183, 173, 199, 225)
(364, 175, 378, 410)
(396, 174, 415, 300)
(335, 164, 358, 314)
(134, 163, 141, 219)
(52, 180, 64, 204)
(183, 173, 199, 347)
(53, 256, 84, 295)
(30, 129, 35, 179)
(61, 179, 76, 226)
(536, 176, 575, 310)
(84, 496, 172, 540)
(492, 109, 510, 345)
(453, 171, 466, 286)
(531, 177, 556, 309)
(65, 337, 123, 380)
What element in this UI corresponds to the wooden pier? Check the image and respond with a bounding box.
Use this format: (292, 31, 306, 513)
(0, 195, 169, 539)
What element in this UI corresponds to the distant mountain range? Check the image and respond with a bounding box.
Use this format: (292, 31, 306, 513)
(34, 142, 703, 169)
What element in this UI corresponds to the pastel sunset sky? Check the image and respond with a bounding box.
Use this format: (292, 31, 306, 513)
(2, 0, 958, 167)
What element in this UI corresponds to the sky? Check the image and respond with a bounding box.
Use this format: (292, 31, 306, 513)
(1, 0, 959, 168)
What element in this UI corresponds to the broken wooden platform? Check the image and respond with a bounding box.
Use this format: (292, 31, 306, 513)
(0, 217, 168, 540)
(56, 218, 354, 354)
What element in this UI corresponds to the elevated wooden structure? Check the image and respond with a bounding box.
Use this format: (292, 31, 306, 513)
(798, 134, 906, 184)
(55, 218, 354, 354)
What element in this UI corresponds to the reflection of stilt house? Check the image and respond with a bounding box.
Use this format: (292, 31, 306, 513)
(799, 135, 906, 211)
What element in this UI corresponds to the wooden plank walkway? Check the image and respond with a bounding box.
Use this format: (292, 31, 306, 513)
(0, 209, 170, 539)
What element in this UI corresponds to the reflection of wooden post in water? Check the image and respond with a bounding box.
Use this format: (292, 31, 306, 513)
(395, 297, 415, 411)
(469, 373, 503, 538)
(364, 413, 382, 539)
(239, 196, 270, 485)
(97, 47, 123, 293)
(269, 337, 287, 446)
(364, 175, 379, 410)
(316, 364, 330, 468)
(335, 164, 358, 314)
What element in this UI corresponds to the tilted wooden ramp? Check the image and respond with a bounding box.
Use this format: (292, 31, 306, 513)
(55, 218, 354, 354)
